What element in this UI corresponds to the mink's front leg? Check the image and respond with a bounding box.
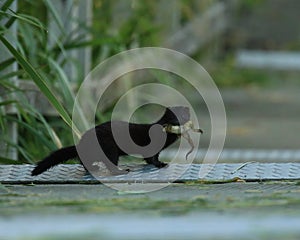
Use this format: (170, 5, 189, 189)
(144, 154, 168, 168)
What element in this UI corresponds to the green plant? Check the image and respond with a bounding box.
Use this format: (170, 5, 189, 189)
(0, 0, 87, 163)
(0, 0, 164, 164)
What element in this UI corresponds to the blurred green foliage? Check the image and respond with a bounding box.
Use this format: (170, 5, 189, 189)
(1, 0, 87, 162)
(236, 0, 266, 15)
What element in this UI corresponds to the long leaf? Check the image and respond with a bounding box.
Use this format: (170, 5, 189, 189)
(21, 102, 63, 149)
(0, 0, 14, 12)
(43, 0, 65, 34)
(0, 10, 46, 30)
(5, 115, 56, 150)
(0, 100, 16, 106)
(0, 34, 81, 138)
(4, 139, 34, 163)
(47, 57, 75, 105)
(0, 57, 14, 71)
(0, 69, 24, 80)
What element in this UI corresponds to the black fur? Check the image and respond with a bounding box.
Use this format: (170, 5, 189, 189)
(31, 106, 190, 176)
(31, 146, 77, 176)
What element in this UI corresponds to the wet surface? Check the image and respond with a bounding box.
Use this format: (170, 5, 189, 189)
(1, 212, 300, 240)
(1, 182, 300, 239)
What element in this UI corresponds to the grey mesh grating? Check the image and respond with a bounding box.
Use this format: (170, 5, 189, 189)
(1, 163, 300, 184)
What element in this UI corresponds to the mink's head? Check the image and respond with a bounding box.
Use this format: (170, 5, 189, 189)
(160, 106, 190, 126)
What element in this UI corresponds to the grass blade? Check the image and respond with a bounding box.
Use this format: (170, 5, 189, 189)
(0, 69, 24, 80)
(0, 0, 14, 12)
(47, 57, 75, 105)
(0, 10, 46, 30)
(0, 34, 81, 138)
(0, 57, 14, 71)
(43, 0, 65, 34)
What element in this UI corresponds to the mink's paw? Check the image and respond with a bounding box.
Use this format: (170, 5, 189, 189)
(156, 162, 168, 168)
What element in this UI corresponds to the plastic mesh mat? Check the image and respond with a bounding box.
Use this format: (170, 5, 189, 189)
(1, 163, 300, 184)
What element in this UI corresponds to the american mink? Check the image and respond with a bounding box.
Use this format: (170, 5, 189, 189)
(31, 106, 190, 176)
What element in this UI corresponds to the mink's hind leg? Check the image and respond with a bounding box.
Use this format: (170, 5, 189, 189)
(98, 144, 129, 175)
(144, 154, 168, 168)
(80, 151, 129, 176)
(77, 135, 128, 175)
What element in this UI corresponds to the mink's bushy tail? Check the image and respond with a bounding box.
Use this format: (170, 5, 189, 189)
(31, 146, 78, 176)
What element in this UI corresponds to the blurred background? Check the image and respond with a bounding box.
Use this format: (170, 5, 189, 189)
(0, 0, 300, 164)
